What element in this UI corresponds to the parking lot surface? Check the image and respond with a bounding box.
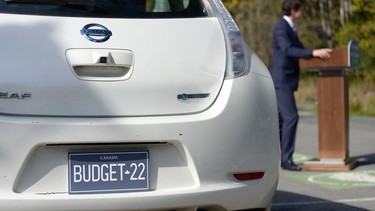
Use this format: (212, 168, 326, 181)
(272, 113, 375, 211)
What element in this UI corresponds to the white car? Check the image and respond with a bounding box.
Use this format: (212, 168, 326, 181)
(0, 0, 280, 210)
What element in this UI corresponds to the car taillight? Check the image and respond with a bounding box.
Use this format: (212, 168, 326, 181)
(211, 0, 249, 79)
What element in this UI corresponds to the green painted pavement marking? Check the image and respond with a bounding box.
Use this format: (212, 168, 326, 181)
(293, 153, 315, 163)
(287, 154, 375, 189)
(289, 170, 375, 189)
(307, 171, 375, 189)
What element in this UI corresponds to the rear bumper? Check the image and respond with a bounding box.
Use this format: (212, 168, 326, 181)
(0, 72, 280, 211)
(1, 183, 278, 211)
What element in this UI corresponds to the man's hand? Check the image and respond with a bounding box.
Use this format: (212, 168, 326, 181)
(313, 48, 332, 60)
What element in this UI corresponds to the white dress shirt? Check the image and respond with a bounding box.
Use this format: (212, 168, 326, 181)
(283, 15, 296, 31)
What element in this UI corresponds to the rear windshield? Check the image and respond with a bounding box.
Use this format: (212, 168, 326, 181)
(0, 0, 207, 18)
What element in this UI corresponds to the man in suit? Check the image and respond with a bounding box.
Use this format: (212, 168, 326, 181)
(270, 0, 331, 171)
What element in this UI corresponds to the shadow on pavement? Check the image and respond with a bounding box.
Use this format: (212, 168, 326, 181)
(272, 191, 368, 211)
(353, 153, 375, 167)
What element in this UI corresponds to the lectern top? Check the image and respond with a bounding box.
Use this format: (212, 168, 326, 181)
(299, 40, 360, 71)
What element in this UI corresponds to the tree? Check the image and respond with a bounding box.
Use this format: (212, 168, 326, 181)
(335, 0, 375, 82)
(223, 0, 374, 82)
(222, 0, 332, 66)
(223, 0, 282, 66)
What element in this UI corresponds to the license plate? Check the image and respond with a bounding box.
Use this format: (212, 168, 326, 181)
(68, 151, 149, 194)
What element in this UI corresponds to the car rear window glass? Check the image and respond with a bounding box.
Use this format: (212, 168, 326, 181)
(0, 0, 207, 18)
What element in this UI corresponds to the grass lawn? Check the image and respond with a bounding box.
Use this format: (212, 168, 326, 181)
(295, 78, 375, 116)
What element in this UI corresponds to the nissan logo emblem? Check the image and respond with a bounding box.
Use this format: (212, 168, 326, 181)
(80, 23, 112, 43)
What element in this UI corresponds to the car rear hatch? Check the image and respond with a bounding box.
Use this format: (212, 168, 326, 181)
(0, 0, 226, 117)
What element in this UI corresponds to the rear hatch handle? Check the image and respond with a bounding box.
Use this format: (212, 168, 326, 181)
(66, 49, 134, 81)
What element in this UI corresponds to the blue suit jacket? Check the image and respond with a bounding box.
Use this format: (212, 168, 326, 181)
(270, 18, 313, 91)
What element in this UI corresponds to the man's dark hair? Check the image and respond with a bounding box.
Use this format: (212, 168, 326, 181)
(282, 0, 305, 16)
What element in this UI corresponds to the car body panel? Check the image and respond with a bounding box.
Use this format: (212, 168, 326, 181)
(0, 1, 279, 210)
(0, 68, 279, 210)
(0, 14, 225, 116)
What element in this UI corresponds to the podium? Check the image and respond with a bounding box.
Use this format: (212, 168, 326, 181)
(299, 40, 360, 171)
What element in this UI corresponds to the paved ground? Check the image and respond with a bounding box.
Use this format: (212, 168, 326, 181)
(271, 113, 375, 211)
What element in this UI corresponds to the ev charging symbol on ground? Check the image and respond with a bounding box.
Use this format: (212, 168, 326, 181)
(307, 170, 375, 189)
(290, 154, 375, 189)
